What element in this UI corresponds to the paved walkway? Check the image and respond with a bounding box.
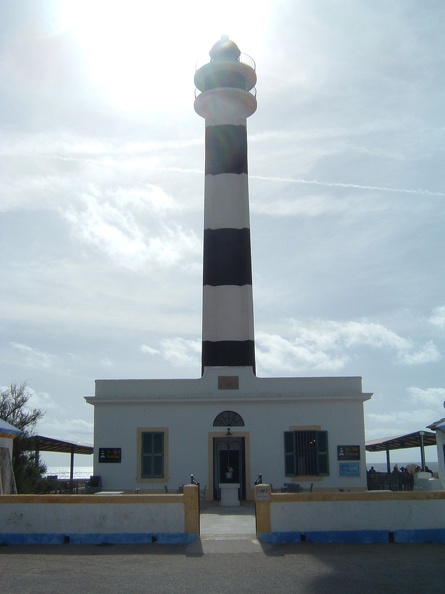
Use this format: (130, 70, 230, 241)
(200, 501, 256, 537)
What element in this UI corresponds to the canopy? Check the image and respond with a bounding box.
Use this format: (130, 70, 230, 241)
(21, 435, 93, 480)
(0, 418, 22, 438)
(427, 417, 445, 433)
(365, 430, 436, 475)
(365, 430, 436, 452)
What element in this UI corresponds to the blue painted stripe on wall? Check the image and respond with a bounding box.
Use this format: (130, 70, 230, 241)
(259, 531, 388, 544)
(258, 529, 445, 544)
(0, 533, 198, 546)
(203, 228, 252, 286)
(0, 533, 66, 545)
(304, 531, 389, 544)
(394, 529, 445, 544)
(258, 532, 303, 544)
(205, 125, 247, 175)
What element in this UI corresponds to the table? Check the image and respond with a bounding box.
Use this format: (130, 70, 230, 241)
(219, 483, 240, 506)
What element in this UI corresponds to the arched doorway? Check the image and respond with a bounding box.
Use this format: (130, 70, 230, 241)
(213, 436, 246, 500)
(212, 411, 246, 500)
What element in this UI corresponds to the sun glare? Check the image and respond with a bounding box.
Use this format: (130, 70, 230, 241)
(59, 0, 269, 111)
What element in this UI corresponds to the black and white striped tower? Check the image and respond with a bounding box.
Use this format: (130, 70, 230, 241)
(194, 37, 257, 374)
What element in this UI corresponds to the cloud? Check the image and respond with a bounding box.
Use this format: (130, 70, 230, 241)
(0, 384, 58, 413)
(365, 407, 439, 438)
(429, 306, 445, 329)
(160, 338, 201, 367)
(256, 318, 440, 374)
(0, 132, 203, 216)
(256, 332, 349, 374)
(140, 345, 161, 356)
(408, 387, 445, 408)
(9, 342, 56, 369)
(64, 191, 201, 271)
(397, 342, 441, 365)
(40, 417, 94, 444)
(26, 388, 59, 412)
(290, 319, 408, 351)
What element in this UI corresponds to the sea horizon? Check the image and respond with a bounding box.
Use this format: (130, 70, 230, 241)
(45, 462, 440, 481)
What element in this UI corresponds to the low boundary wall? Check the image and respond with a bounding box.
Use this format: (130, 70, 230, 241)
(0, 484, 199, 545)
(255, 485, 445, 544)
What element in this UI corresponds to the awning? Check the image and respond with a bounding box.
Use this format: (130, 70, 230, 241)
(0, 418, 22, 438)
(21, 435, 93, 456)
(365, 430, 436, 452)
(427, 417, 445, 433)
(365, 430, 436, 475)
(21, 435, 93, 480)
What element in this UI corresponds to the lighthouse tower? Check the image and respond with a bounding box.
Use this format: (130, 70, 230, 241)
(194, 37, 257, 374)
(89, 38, 372, 500)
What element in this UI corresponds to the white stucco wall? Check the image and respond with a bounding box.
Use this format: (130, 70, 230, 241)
(269, 492, 445, 533)
(0, 436, 15, 495)
(435, 430, 445, 488)
(0, 436, 13, 456)
(0, 437, 12, 450)
(0, 499, 183, 534)
(0, 488, 200, 545)
(87, 367, 371, 496)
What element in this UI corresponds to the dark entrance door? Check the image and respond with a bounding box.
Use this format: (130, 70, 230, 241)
(213, 436, 246, 500)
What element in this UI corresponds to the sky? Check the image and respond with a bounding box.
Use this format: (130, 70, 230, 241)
(1, 0, 444, 468)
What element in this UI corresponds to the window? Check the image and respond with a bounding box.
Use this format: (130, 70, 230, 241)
(213, 410, 245, 427)
(139, 429, 167, 480)
(284, 430, 329, 476)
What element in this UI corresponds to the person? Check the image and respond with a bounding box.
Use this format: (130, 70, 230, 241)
(400, 467, 409, 490)
(392, 464, 400, 490)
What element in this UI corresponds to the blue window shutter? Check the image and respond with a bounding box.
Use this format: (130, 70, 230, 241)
(317, 431, 329, 475)
(284, 431, 296, 476)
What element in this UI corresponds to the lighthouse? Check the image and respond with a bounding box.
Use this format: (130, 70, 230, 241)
(89, 39, 372, 501)
(194, 37, 257, 374)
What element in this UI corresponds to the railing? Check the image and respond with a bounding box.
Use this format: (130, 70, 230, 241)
(190, 474, 201, 517)
(194, 86, 257, 99)
(367, 471, 414, 491)
(44, 477, 89, 494)
(194, 51, 257, 100)
(195, 52, 256, 72)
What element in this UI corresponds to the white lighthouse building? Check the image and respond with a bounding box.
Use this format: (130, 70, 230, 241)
(86, 39, 372, 500)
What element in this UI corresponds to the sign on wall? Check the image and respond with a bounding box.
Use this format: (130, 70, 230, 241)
(339, 462, 360, 477)
(99, 448, 121, 463)
(337, 445, 360, 460)
(255, 485, 271, 501)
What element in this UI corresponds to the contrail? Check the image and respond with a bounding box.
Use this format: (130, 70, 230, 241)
(32, 155, 445, 198)
(252, 175, 445, 198)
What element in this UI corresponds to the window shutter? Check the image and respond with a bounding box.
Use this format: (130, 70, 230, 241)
(316, 431, 329, 475)
(141, 431, 164, 478)
(284, 431, 296, 476)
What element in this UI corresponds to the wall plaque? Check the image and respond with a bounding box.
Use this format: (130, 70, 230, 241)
(99, 448, 121, 463)
(337, 445, 360, 460)
(339, 462, 360, 477)
(256, 485, 271, 501)
(218, 376, 239, 390)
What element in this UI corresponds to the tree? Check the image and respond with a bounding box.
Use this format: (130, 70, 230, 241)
(0, 382, 46, 493)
